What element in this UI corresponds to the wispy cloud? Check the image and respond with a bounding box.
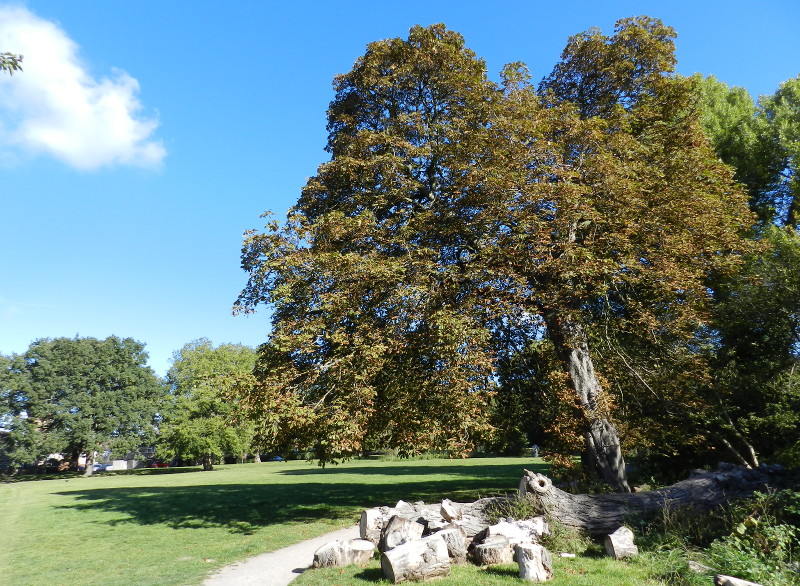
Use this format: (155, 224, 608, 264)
(0, 295, 54, 318)
(0, 5, 166, 169)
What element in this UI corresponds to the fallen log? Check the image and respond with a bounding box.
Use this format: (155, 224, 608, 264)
(437, 526, 468, 564)
(518, 463, 794, 535)
(379, 515, 424, 552)
(381, 533, 451, 583)
(603, 526, 638, 559)
(472, 537, 514, 566)
(312, 539, 375, 568)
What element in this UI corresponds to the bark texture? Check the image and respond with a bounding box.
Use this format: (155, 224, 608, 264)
(518, 464, 794, 535)
(381, 534, 451, 583)
(515, 543, 553, 582)
(543, 309, 630, 492)
(312, 539, 375, 568)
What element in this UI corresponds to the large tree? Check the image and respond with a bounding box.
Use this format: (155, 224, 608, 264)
(1, 336, 164, 474)
(238, 20, 752, 490)
(158, 339, 256, 470)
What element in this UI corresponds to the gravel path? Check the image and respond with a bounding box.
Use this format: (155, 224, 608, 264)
(203, 524, 361, 586)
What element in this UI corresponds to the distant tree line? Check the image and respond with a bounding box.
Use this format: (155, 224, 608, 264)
(1, 337, 262, 474)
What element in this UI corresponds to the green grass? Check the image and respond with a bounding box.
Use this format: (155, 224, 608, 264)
(1, 457, 545, 586)
(294, 547, 664, 585)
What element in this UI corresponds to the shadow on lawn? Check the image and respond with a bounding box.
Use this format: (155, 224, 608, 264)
(54, 462, 548, 535)
(278, 462, 546, 477)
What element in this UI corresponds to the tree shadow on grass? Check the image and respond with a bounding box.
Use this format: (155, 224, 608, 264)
(278, 462, 548, 478)
(352, 567, 384, 582)
(53, 466, 544, 535)
(482, 564, 519, 578)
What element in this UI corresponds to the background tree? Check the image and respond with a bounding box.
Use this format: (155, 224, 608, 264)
(762, 76, 800, 227)
(159, 339, 256, 470)
(696, 75, 800, 468)
(238, 20, 752, 490)
(0, 336, 164, 474)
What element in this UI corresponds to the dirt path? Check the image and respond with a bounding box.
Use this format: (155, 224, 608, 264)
(203, 524, 360, 586)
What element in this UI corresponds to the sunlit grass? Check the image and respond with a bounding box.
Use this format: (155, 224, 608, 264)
(2, 457, 544, 585)
(293, 550, 664, 585)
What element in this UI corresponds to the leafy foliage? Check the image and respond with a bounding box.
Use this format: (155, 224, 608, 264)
(238, 20, 753, 486)
(0, 52, 22, 75)
(159, 339, 256, 470)
(696, 75, 800, 468)
(1, 336, 164, 470)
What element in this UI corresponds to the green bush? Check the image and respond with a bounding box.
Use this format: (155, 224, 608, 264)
(704, 489, 800, 584)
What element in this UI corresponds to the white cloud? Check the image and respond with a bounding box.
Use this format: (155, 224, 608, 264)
(0, 5, 166, 169)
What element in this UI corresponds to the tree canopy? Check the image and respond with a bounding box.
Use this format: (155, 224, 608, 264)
(158, 339, 256, 470)
(1, 336, 164, 473)
(696, 74, 800, 468)
(698, 74, 800, 228)
(238, 19, 753, 489)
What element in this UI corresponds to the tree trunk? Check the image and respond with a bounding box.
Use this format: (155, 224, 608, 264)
(83, 451, 95, 477)
(543, 309, 630, 492)
(515, 543, 553, 582)
(518, 464, 793, 535)
(253, 453, 261, 463)
(202, 453, 214, 471)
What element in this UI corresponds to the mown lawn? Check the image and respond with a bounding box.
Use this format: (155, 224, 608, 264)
(294, 556, 664, 586)
(1, 457, 546, 585)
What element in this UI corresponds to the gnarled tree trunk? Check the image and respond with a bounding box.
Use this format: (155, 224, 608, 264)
(518, 464, 793, 535)
(543, 309, 630, 493)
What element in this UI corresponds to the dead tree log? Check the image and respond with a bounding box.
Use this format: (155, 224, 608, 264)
(437, 526, 468, 564)
(603, 527, 638, 559)
(381, 534, 451, 583)
(379, 516, 424, 552)
(360, 498, 496, 544)
(518, 463, 794, 535)
(312, 539, 375, 568)
(515, 543, 553, 582)
(472, 537, 514, 565)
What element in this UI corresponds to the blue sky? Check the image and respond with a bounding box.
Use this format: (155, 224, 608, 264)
(0, 1, 798, 376)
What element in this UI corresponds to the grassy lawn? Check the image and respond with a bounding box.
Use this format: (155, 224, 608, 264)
(2, 457, 548, 586)
(294, 556, 664, 586)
